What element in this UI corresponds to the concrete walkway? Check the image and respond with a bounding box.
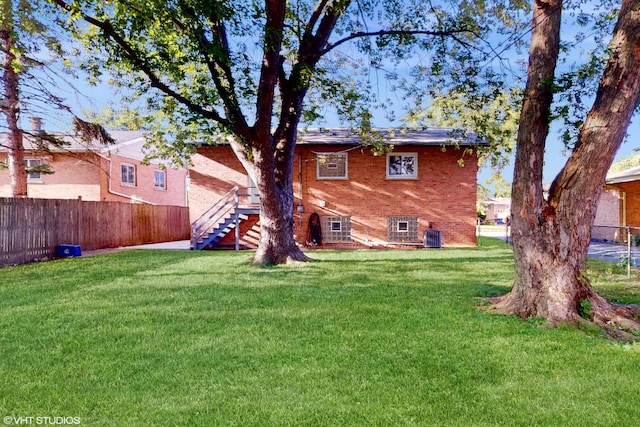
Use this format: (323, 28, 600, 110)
(122, 240, 191, 250)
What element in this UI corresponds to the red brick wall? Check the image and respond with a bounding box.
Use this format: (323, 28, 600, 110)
(190, 144, 479, 247)
(612, 181, 640, 227)
(295, 145, 478, 247)
(105, 153, 188, 206)
(0, 152, 188, 206)
(0, 152, 102, 199)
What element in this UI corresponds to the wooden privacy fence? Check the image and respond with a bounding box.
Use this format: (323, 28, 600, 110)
(0, 198, 190, 267)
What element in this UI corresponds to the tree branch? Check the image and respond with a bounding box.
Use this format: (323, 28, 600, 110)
(50, 0, 229, 126)
(321, 28, 474, 55)
(255, 0, 287, 138)
(275, 0, 345, 142)
(304, 0, 330, 40)
(172, 0, 250, 137)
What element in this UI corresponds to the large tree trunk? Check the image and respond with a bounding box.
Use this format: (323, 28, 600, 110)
(0, 0, 28, 198)
(231, 130, 310, 266)
(253, 172, 309, 265)
(493, 0, 640, 333)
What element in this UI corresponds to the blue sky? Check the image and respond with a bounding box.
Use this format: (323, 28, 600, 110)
(479, 121, 640, 186)
(24, 1, 638, 190)
(41, 73, 640, 191)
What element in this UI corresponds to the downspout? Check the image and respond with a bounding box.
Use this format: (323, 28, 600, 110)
(298, 153, 303, 228)
(185, 170, 190, 208)
(97, 153, 156, 205)
(621, 190, 627, 226)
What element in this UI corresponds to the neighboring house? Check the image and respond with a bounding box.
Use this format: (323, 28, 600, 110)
(590, 166, 640, 242)
(605, 166, 640, 227)
(592, 186, 623, 241)
(189, 128, 483, 249)
(484, 197, 511, 223)
(0, 128, 188, 206)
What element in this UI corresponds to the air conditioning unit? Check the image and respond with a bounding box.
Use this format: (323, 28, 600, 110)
(423, 230, 442, 248)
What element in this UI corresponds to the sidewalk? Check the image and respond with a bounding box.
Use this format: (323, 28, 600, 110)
(123, 240, 191, 250)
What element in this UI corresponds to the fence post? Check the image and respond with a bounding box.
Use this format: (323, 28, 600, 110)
(627, 226, 632, 278)
(234, 187, 240, 251)
(192, 222, 197, 251)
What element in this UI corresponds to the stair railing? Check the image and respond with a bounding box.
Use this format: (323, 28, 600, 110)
(191, 186, 239, 249)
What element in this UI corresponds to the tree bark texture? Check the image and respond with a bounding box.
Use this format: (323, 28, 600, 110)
(228, 0, 345, 265)
(1, 0, 28, 198)
(245, 133, 310, 266)
(493, 0, 640, 330)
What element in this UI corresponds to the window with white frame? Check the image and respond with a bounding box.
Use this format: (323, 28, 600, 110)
(386, 153, 418, 179)
(388, 216, 419, 242)
(317, 152, 348, 179)
(24, 158, 43, 182)
(321, 216, 352, 242)
(121, 163, 136, 186)
(154, 170, 166, 190)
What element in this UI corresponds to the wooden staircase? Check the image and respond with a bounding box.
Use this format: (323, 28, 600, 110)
(191, 186, 259, 250)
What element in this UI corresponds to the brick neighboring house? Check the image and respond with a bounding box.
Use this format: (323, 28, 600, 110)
(189, 128, 482, 249)
(0, 129, 188, 206)
(605, 166, 640, 227)
(590, 166, 640, 242)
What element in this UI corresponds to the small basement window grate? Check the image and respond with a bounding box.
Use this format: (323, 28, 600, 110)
(321, 216, 352, 242)
(388, 216, 419, 242)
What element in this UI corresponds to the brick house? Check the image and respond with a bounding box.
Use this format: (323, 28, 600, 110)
(589, 166, 640, 242)
(189, 128, 482, 249)
(0, 129, 188, 206)
(605, 166, 640, 227)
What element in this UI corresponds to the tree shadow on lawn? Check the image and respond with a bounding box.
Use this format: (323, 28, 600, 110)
(0, 249, 215, 291)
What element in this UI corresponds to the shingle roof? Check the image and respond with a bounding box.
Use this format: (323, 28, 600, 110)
(0, 130, 145, 153)
(606, 165, 640, 184)
(295, 127, 483, 146)
(1, 127, 483, 154)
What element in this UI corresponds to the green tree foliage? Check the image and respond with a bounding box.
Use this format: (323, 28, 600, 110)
(476, 182, 489, 219)
(608, 150, 640, 175)
(50, 0, 527, 264)
(405, 89, 521, 171)
(485, 172, 511, 198)
(0, 0, 113, 196)
(84, 106, 149, 131)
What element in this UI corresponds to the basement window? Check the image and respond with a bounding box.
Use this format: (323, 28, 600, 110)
(321, 216, 352, 242)
(388, 216, 419, 242)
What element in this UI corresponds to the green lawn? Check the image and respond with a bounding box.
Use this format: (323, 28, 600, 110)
(1, 238, 639, 426)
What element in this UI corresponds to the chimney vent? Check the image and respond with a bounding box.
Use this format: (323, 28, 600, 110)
(30, 117, 42, 131)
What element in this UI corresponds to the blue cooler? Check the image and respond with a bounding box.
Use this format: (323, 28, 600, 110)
(56, 244, 82, 258)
